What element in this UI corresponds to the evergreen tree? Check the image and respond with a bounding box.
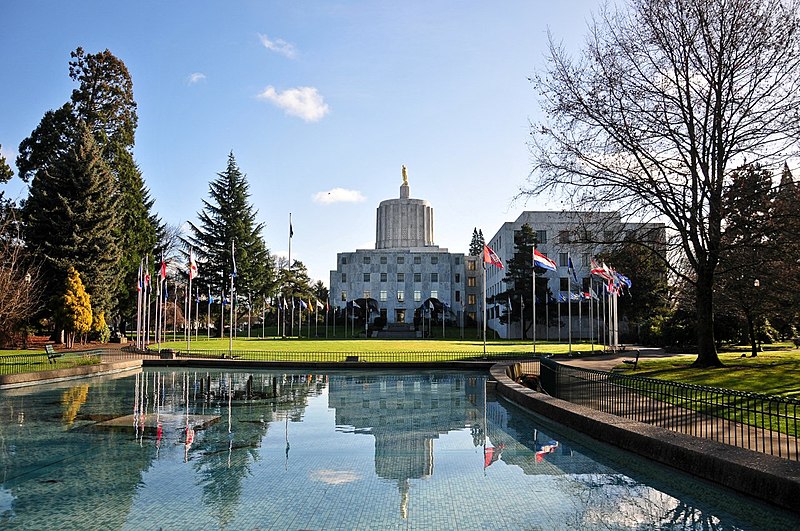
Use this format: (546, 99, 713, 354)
(185, 153, 274, 332)
(468, 228, 485, 256)
(496, 224, 548, 338)
(57, 266, 93, 348)
(17, 47, 158, 327)
(0, 144, 12, 183)
(24, 122, 121, 314)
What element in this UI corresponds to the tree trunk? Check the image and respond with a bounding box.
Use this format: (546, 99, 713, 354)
(745, 311, 759, 358)
(692, 271, 723, 367)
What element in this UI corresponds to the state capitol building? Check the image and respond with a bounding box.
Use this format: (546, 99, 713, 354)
(329, 167, 479, 329)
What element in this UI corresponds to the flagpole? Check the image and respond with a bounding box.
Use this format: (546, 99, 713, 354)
(229, 240, 235, 357)
(207, 286, 211, 339)
(135, 259, 142, 349)
(145, 257, 151, 348)
(532, 249, 536, 355)
(567, 253, 572, 356)
(195, 285, 199, 343)
(482, 260, 487, 357)
(187, 249, 194, 352)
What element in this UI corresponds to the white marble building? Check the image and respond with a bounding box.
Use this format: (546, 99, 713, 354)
(329, 168, 466, 326)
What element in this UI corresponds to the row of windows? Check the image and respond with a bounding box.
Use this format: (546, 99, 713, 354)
(343, 255, 456, 265)
(342, 272, 449, 283)
(341, 289, 450, 303)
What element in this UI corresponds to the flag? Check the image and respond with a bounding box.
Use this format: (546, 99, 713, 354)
(615, 271, 632, 288)
(160, 254, 167, 280)
(290, 223, 294, 239)
(590, 259, 613, 281)
(299, 299, 308, 310)
(231, 241, 238, 278)
(533, 248, 557, 271)
(351, 300, 360, 309)
(162, 281, 168, 300)
(282, 297, 287, 310)
(144, 271, 151, 289)
(507, 297, 512, 312)
(316, 300, 325, 310)
(484, 443, 505, 468)
(483, 244, 504, 269)
(189, 249, 198, 280)
(136, 262, 143, 292)
(590, 288, 599, 300)
(567, 256, 578, 283)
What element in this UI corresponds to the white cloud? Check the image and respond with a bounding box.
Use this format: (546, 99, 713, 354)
(258, 33, 297, 59)
(257, 86, 330, 122)
(309, 469, 361, 485)
(312, 188, 366, 204)
(187, 72, 206, 85)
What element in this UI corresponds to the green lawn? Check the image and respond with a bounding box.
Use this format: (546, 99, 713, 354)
(620, 349, 800, 399)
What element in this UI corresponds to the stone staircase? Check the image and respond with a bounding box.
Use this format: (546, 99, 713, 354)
(374, 323, 418, 339)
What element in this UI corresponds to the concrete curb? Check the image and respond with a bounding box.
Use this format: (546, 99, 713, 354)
(0, 360, 142, 389)
(489, 362, 800, 514)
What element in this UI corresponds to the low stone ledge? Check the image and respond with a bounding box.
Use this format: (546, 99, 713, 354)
(490, 362, 800, 514)
(0, 360, 142, 389)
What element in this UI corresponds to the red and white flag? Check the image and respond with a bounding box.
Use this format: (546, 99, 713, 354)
(189, 249, 198, 280)
(483, 244, 504, 269)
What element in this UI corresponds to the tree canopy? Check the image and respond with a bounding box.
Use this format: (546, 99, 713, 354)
(527, 0, 800, 366)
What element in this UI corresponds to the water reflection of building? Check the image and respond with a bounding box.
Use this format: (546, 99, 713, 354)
(328, 373, 485, 518)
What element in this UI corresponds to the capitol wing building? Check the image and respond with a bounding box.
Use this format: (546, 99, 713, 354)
(329, 168, 470, 328)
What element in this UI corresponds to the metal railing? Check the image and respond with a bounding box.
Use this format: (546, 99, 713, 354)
(117, 348, 537, 364)
(538, 357, 800, 460)
(0, 349, 104, 376)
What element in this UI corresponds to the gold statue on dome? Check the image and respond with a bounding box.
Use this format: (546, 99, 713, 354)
(402, 165, 408, 185)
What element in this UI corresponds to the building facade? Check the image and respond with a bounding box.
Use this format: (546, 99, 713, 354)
(484, 210, 666, 339)
(329, 168, 466, 327)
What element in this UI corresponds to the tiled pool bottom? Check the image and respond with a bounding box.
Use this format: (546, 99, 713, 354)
(0, 369, 797, 530)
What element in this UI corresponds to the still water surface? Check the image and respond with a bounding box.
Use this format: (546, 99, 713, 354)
(0, 368, 797, 530)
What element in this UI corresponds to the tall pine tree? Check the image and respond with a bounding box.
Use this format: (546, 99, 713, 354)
(185, 153, 274, 332)
(23, 122, 120, 314)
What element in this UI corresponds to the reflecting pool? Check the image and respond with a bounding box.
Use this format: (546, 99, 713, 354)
(0, 368, 797, 530)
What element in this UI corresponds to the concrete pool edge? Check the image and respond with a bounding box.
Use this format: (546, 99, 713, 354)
(489, 362, 800, 514)
(0, 360, 143, 389)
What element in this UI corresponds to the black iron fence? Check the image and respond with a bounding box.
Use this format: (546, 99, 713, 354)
(119, 347, 534, 364)
(0, 349, 104, 376)
(538, 357, 800, 461)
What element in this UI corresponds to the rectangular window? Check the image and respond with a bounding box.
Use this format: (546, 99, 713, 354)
(431, 273, 438, 282)
(430, 290, 438, 299)
(380, 272, 387, 282)
(341, 273, 347, 282)
(363, 256, 371, 264)
(560, 277, 569, 291)
(431, 256, 438, 265)
(380, 290, 387, 301)
(414, 290, 421, 302)
(536, 230, 547, 244)
(559, 253, 568, 267)
(455, 274, 461, 283)
(341, 256, 347, 265)
(363, 273, 370, 282)
(341, 291, 347, 301)
(397, 272, 405, 282)
(455, 290, 461, 302)
(397, 290, 404, 302)
(467, 294, 476, 305)
(397, 256, 405, 264)
(414, 256, 421, 264)
(380, 256, 387, 264)
(414, 272, 421, 282)
(582, 278, 591, 292)
(455, 256, 461, 265)
(467, 277, 477, 287)
(559, 230, 571, 244)
(467, 260, 477, 271)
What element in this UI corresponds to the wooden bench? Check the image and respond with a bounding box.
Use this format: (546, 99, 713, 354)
(622, 349, 640, 369)
(45, 344, 62, 364)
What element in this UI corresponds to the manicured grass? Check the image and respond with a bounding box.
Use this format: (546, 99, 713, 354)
(154, 336, 600, 356)
(622, 349, 800, 399)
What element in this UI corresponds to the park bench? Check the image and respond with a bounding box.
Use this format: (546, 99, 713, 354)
(45, 344, 62, 364)
(622, 349, 640, 370)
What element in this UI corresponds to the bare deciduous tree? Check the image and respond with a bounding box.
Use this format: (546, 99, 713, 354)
(526, 0, 800, 366)
(0, 211, 42, 347)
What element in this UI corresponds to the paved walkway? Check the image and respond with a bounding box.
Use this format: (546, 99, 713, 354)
(544, 348, 799, 461)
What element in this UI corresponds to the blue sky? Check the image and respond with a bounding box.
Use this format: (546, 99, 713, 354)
(1, 1, 598, 285)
